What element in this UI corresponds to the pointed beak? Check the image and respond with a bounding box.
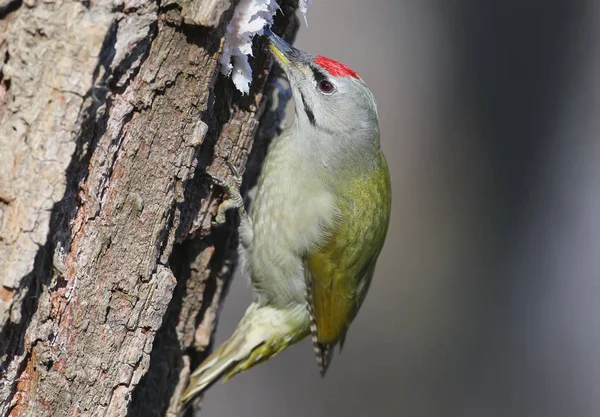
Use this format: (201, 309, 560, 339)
(263, 28, 300, 71)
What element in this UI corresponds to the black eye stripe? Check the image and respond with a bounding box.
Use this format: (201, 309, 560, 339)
(310, 66, 327, 84)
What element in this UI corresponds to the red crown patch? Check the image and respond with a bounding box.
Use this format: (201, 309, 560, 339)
(315, 56, 360, 79)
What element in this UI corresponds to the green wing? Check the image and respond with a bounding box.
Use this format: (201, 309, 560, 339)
(306, 154, 391, 372)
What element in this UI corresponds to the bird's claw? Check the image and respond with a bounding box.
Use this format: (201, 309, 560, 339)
(225, 161, 242, 187)
(208, 162, 246, 225)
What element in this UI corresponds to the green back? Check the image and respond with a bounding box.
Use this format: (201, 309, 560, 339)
(306, 153, 391, 345)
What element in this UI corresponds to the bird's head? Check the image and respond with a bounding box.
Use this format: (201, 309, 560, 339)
(264, 29, 380, 150)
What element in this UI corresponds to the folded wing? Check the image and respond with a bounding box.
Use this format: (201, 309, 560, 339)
(305, 155, 391, 374)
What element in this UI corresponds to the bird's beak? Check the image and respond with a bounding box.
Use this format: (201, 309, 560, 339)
(264, 28, 299, 71)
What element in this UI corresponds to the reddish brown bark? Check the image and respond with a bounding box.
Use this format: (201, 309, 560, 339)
(0, 0, 298, 415)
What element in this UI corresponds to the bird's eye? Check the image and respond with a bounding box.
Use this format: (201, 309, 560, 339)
(318, 79, 334, 94)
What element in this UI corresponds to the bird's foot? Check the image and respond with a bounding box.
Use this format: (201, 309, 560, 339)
(210, 162, 246, 225)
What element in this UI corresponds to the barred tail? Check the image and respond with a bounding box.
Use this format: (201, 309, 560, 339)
(305, 279, 335, 376)
(181, 303, 309, 405)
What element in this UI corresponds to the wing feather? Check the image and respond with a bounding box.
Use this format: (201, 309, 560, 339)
(305, 154, 391, 371)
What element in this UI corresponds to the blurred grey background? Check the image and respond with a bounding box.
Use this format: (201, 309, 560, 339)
(202, 1, 600, 416)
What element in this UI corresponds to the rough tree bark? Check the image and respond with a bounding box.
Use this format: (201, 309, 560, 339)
(0, 0, 298, 415)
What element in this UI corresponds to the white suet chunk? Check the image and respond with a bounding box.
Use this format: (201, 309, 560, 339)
(299, 0, 312, 26)
(220, 0, 280, 94)
(220, 0, 313, 93)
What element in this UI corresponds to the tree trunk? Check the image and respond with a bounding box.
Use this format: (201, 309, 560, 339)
(0, 0, 298, 415)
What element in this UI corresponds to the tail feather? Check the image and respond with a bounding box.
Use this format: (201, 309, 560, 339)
(181, 303, 309, 405)
(304, 278, 336, 376)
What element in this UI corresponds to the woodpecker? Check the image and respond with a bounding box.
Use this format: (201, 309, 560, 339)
(181, 28, 391, 404)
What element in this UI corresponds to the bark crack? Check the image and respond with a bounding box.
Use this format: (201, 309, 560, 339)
(0, 0, 21, 19)
(0, 0, 300, 415)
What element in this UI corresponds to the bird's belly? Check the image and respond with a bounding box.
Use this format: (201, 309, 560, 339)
(247, 173, 337, 307)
